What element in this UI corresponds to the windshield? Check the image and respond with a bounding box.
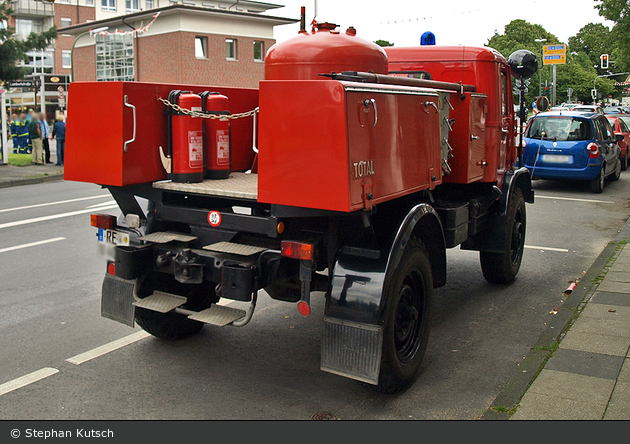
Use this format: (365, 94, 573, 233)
(526, 117, 592, 141)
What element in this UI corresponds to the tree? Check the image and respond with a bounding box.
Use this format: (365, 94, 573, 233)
(0, 1, 57, 83)
(596, 0, 630, 68)
(374, 39, 394, 47)
(568, 23, 616, 72)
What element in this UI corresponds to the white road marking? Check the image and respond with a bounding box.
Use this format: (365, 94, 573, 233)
(0, 195, 111, 214)
(66, 330, 151, 365)
(0, 205, 119, 230)
(86, 200, 117, 209)
(0, 368, 59, 397)
(524, 245, 569, 252)
(535, 195, 613, 204)
(0, 237, 65, 253)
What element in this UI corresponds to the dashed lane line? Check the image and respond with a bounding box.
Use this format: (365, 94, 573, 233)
(524, 245, 569, 252)
(0, 368, 59, 397)
(0, 205, 119, 230)
(534, 195, 614, 204)
(0, 195, 111, 213)
(66, 331, 151, 365)
(0, 237, 66, 254)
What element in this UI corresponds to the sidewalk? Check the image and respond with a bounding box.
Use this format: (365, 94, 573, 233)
(483, 216, 630, 420)
(0, 151, 64, 188)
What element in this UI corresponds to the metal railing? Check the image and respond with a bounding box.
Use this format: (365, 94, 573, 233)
(9, 0, 55, 17)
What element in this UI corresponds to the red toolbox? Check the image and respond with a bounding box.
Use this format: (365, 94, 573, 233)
(64, 82, 258, 186)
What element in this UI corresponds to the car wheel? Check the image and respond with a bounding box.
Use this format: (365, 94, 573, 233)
(622, 152, 628, 171)
(590, 166, 605, 193)
(610, 158, 622, 181)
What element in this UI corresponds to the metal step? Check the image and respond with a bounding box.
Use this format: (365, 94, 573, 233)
(133, 291, 187, 313)
(139, 232, 197, 244)
(203, 241, 267, 256)
(188, 304, 246, 326)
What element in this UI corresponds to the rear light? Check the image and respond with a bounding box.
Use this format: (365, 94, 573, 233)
(281, 241, 314, 261)
(91, 213, 116, 229)
(297, 301, 311, 317)
(587, 143, 600, 159)
(522, 139, 527, 148)
(107, 262, 115, 276)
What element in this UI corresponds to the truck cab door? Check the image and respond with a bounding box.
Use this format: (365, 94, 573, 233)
(500, 68, 513, 169)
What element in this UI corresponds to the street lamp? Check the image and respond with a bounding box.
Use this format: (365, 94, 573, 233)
(535, 38, 547, 96)
(70, 26, 109, 83)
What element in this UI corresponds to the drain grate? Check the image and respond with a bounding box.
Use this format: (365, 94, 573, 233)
(311, 412, 338, 420)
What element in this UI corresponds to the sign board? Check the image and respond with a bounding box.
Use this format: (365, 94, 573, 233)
(9, 80, 34, 88)
(543, 44, 566, 65)
(592, 89, 598, 100)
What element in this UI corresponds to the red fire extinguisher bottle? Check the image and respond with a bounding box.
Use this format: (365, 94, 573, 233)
(163, 90, 205, 183)
(200, 92, 231, 180)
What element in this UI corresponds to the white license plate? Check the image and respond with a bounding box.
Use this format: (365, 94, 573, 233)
(97, 229, 130, 260)
(541, 154, 572, 164)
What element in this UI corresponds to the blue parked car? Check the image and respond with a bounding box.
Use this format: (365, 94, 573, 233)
(522, 111, 622, 193)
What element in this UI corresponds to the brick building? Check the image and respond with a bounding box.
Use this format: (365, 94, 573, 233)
(62, 4, 296, 88)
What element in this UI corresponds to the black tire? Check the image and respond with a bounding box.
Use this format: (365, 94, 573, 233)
(134, 307, 204, 340)
(368, 238, 432, 394)
(610, 158, 622, 181)
(480, 188, 526, 285)
(621, 152, 628, 171)
(590, 166, 605, 193)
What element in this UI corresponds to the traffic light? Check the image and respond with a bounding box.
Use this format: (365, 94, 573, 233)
(601, 54, 609, 69)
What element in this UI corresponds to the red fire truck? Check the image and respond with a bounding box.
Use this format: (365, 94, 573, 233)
(65, 19, 535, 393)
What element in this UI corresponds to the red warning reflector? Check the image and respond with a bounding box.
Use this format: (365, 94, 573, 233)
(91, 213, 116, 229)
(281, 241, 314, 261)
(107, 262, 116, 276)
(297, 301, 311, 317)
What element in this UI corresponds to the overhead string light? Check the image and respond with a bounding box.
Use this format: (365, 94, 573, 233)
(91, 11, 161, 37)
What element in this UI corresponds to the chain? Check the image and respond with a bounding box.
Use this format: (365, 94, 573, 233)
(158, 97, 258, 120)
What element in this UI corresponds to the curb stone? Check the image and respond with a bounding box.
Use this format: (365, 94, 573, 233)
(480, 214, 630, 420)
(0, 174, 64, 188)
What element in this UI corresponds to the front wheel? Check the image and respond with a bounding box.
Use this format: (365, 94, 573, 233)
(368, 238, 432, 394)
(480, 188, 526, 285)
(590, 166, 605, 193)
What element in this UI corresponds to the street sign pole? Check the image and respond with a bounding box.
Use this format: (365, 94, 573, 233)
(552, 65, 557, 106)
(1, 89, 8, 164)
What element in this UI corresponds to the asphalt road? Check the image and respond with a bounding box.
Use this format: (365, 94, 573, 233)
(0, 176, 629, 420)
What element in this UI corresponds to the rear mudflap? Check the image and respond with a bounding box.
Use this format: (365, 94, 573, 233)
(101, 273, 137, 327)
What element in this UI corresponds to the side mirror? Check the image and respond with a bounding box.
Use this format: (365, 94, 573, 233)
(616, 134, 624, 142)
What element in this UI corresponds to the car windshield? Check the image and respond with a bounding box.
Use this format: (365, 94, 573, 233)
(526, 117, 592, 141)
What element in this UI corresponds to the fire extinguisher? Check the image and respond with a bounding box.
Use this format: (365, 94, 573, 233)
(159, 90, 205, 183)
(199, 91, 231, 180)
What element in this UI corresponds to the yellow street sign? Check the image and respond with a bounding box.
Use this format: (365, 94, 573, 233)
(543, 44, 566, 55)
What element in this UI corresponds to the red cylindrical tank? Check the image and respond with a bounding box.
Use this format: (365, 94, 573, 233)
(201, 92, 231, 180)
(170, 91, 204, 183)
(264, 22, 388, 80)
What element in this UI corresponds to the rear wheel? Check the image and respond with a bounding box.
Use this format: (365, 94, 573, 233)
(480, 188, 526, 285)
(135, 307, 204, 340)
(610, 158, 622, 181)
(590, 165, 605, 193)
(368, 238, 432, 394)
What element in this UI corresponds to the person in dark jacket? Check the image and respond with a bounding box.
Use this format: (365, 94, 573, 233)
(52, 114, 66, 166)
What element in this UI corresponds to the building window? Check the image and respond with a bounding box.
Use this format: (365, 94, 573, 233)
(183, 0, 195, 4)
(102, 0, 116, 11)
(61, 18, 72, 28)
(62, 50, 72, 69)
(126, 0, 138, 12)
(202, 2, 216, 7)
(226, 38, 236, 60)
(145, 0, 154, 9)
(253, 41, 263, 62)
(96, 33, 134, 81)
(195, 36, 207, 59)
(16, 19, 44, 38)
(21, 50, 54, 74)
(169, 0, 178, 4)
(85, 0, 95, 5)
(57, 0, 71, 3)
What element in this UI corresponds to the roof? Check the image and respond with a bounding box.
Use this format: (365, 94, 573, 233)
(385, 45, 508, 64)
(534, 111, 600, 118)
(59, 4, 297, 35)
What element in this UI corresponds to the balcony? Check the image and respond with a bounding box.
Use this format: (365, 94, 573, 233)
(8, 0, 55, 17)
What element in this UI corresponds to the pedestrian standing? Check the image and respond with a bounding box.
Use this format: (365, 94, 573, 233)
(10, 114, 19, 154)
(25, 110, 34, 154)
(16, 113, 29, 154)
(52, 114, 66, 166)
(28, 114, 43, 165)
(39, 112, 52, 164)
